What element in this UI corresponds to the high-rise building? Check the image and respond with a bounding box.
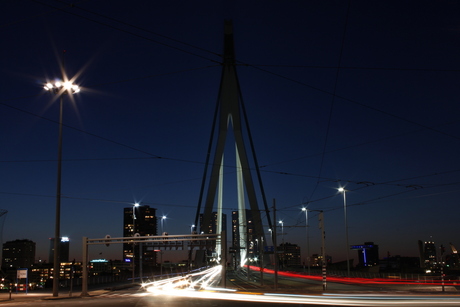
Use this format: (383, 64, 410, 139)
(278, 242, 301, 267)
(421, 241, 437, 270)
(230, 209, 267, 268)
(232, 210, 253, 245)
(123, 205, 157, 269)
(351, 242, 379, 267)
(199, 212, 227, 235)
(2, 239, 36, 269)
(48, 237, 70, 263)
(196, 212, 227, 264)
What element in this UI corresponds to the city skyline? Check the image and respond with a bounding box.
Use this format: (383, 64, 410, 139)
(1, 1, 460, 263)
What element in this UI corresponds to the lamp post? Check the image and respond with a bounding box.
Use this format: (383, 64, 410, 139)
(278, 220, 284, 244)
(132, 203, 139, 283)
(278, 220, 284, 268)
(191, 224, 195, 234)
(44, 80, 79, 297)
(161, 215, 167, 234)
(338, 187, 350, 277)
(159, 215, 166, 278)
(301, 207, 310, 275)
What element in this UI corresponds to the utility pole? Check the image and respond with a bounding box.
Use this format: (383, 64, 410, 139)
(319, 211, 327, 291)
(259, 236, 264, 286)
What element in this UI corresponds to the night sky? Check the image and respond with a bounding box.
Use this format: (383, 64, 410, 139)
(2, 0, 460, 264)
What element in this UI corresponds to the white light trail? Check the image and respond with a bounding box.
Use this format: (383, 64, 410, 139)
(142, 265, 222, 295)
(142, 266, 460, 306)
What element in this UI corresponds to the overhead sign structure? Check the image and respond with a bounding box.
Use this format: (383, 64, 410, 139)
(81, 233, 225, 297)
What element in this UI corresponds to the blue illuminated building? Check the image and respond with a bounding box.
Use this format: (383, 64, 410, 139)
(351, 242, 379, 268)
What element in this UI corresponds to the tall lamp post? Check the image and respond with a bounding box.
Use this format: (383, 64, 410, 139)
(301, 208, 310, 275)
(278, 220, 284, 244)
(159, 216, 166, 278)
(161, 215, 167, 233)
(44, 80, 80, 297)
(132, 203, 139, 283)
(278, 220, 284, 268)
(338, 187, 350, 277)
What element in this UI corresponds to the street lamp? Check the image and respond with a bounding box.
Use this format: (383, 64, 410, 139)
(132, 203, 139, 284)
(161, 215, 167, 234)
(338, 187, 350, 277)
(191, 224, 195, 234)
(133, 203, 140, 233)
(44, 79, 79, 297)
(278, 220, 284, 268)
(278, 220, 284, 244)
(301, 207, 310, 275)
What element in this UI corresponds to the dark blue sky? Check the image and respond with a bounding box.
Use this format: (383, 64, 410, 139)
(1, 0, 460, 264)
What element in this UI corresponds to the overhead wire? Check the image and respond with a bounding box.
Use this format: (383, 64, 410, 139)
(2, 0, 458, 213)
(305, 0, 352, 203)
(28, 0, 460, 143)
(260, 120, 459, 169)
(32, 0, 222, 64)
(246, 64, 460, 73)
(24, 0, 460, 144)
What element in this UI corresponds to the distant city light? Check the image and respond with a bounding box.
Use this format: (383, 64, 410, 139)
(91, 259, 108, 263)
(61, 237, 69, 242)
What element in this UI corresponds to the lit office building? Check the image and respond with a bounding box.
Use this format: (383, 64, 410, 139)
(2, 239, 36, 269)
(278, 242, 301, 267)
(419, 240, 437, 271)
(199, 212, 227, 235)
(231, 210, 259, 266)
(351, 242, 379, 267)
(48, 237, 70, 263)
(123, 205, 157, 269)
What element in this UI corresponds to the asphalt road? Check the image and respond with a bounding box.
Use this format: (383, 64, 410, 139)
(2, 270, 460, 306)
(0, 290, 325, 307)
(2, 284, 460, 306)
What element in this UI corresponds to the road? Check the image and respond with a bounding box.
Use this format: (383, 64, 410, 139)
(2, 287, 460, 306)
(0, 288, 324, 306)
(2, 268, 460, 306)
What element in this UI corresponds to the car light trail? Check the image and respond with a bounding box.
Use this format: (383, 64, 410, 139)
(142, 265, 222, 294)
(141, 265, 460, 306)
(246, 265, 460, 287)
(146, 286, 460, 306)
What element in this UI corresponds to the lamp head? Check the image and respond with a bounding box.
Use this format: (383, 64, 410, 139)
(44, 80, 80, 94)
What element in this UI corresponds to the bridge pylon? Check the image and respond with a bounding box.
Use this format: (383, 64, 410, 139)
(194, 20, 272, 267)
